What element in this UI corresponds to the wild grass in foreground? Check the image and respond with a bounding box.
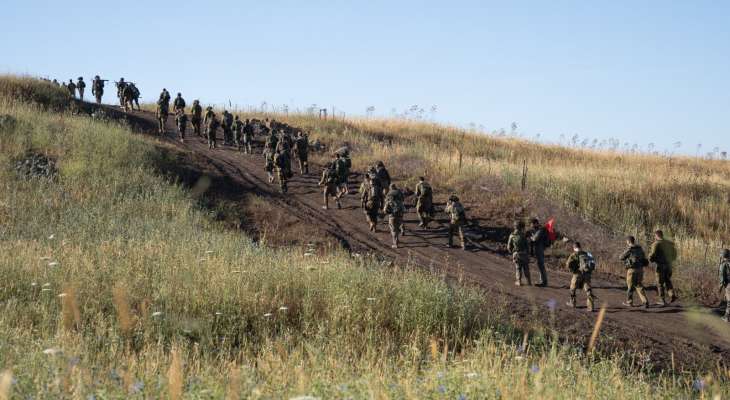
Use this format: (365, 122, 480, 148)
(0, 77, 727, 398)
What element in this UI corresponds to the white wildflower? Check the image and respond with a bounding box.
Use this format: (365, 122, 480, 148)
(263, 313, 273, 318)
(151, 312, 163, 317)
(43, 348, 61, 355)
(47, 261, 59, 267)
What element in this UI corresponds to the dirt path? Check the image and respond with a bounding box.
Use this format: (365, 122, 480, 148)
(104, 105, 729, 371)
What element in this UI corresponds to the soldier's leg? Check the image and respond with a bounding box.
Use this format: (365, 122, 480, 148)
(389, 216, 399, 248)
(514, 260, 522, 286)
(584, 274, 594, 312)
(724, 286, 730, 320)
(536, 249, 548, 286)
(567, 274, 578, 307)
(665, 267, 676, 302)
(625, 269, 635, 304)
(322, 190, 329, 209)
(522, 260, 532, 286)
(458, 225, 466, 250)
(448, 224, 455, 247)
(635, 269, 648, 305)
(655, 268, 666, 304)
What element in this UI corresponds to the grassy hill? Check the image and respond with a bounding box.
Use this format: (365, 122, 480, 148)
(0, 76, 726, 398)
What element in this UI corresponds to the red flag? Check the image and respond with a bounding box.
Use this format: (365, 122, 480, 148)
(545, 218, 557, 242)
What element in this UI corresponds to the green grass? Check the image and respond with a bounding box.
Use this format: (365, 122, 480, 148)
(0, 77, 727, 398)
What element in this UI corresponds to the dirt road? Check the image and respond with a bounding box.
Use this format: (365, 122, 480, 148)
(103, 105, 729, 371)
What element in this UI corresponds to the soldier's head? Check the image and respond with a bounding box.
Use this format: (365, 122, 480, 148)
(377, 161, 384, 167)
(206, 106, 212, 111)
(390, 183, 397, 190)
(163, 88, 167, 91)
(78, 77, 83, 81)
(626, 236, 636, 246)
(69, 79, 73, 83)
(193, 100, 199, 105)
(120, 77, 125, 82)
(573, 241, 582, 252)
(234, 115, 239, 120)
(364, 173, 371, 181)
(449, 194, 459, 202)
(94, 75, 100, 79)
(723, 249, 730, 259)
(177, 92, 182, 97)
(530, 217, 539, 227)
(419, 176, 425, 182)
(514, 220, 525, 231)
(654, 230, 664, 240)
(335, 153, 341, 159)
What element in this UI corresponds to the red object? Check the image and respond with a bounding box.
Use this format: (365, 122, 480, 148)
(545, 218, 557, 242)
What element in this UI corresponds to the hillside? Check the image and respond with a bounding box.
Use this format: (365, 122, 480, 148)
(0, 76, 728, 398)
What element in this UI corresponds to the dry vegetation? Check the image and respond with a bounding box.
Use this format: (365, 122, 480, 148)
(0, 77, 728, 398)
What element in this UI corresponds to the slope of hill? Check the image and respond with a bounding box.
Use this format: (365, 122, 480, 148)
(0, 76, 727, 398)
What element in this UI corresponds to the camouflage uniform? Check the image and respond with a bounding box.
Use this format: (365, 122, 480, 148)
(232, 117, 244, 151)
(648, 238, 677, 305)
(383, 186, 405, 248)
(444, 197, 466, 250)
(415, 180, 434, 227)
(205, 115, 219, 149)
(116, 79, 127, 106)
(241, 120, 254, 154)
(619, 244, 649, 307)
(319, 163, 341, 209)
(507, 228, 531, 286)
(121, 85, 136, 112)
(719, 252, 730, 322)
(221, 111, 234, 145)
(293, 133, 309, 173)
(128, 84, 140, 110)
(175, 111, 188, 141)
(334, 154, 350, 195)
(566, 249, 595, 311)
(190, 102, 203, 136)
(273, 150, 291, 193)
(91, 76, 104, 104)
(375, 163, 391, 198)
(67, 80, 77, 97)
(76, 78, 86, 101)
(156, 95, 170, 135)
(529, 223, 550, 286)
(359, 173, 383, 232)
(173, 94, 186, 114)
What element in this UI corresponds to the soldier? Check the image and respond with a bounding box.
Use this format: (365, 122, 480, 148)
(221, 110, 234, 145)
(319, 162, 341, 209)
(445, 194, 467, 250)
(116, 78, 127, 106)
(383, 184, 406, 248)
(190, 100, 203, 136)
(359, 170, 383, 232)
(91, 75, 104, 104)
(264, 129, 278, 155)
(340, 150, 352, 194)
(529, 218, 549, 287)
(129, 83, 141, 110)
(619, 236, 650, 308)
(175, 110, 187, 142)
(565, 241, 596, 312)
(52, 79, 59, 86)
(76, 77, 86, 101)
(203, 106, 214, 126)
(334, 153, 349, 196)
(375, 161, 391, 198)
(273, 149, 291, 193)
(719, 249, 730, 323)
(205, 113, 219, 149)
(507, 220, 531, 286)
(172, 92, 186, 114)
(414, 177, 434, 228)
(292, 132, 309, 173)
(232, 115, 244, 151)
(67, 79, 77, 97)
(156, 91, 170, 135)
(241, 119, 254, 154)
(159, 88, 171, 104)
(648, 230, 678, 306)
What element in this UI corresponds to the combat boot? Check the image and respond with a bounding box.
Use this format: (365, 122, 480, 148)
(722, 316, 729, 323)
(668, 289, 677, 304)
(621, 300, 633, 307)
(587, 296, 595, 312)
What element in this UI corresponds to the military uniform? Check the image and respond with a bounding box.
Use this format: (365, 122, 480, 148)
(176, 112, 187, 141)
(619, 244, 649, 307)
(376, 164, 391, 198)
(360, 175, 383, 232)
(128, 84, 140, 110)
(648, 238, 677, 305)
(156, 96, 169, 135)
(383, 187, 405, 248)
(190, 102, 203, 136)
(241, 121, 254, 154)
(719, 253, 730, 322)
(319, 165, 341, 209)
(67, 80, 77, 97)
(273, 151, 291, 193)
(232, 117, 244, 151)
(173, 95, 186, 114)
(415, 181, 434, 227)
(294, 134, 309, 173)
(445, 199, 466, 250)
(121, 85, 136, 112)
(566, 250, 595, 311)
(221, 112, 234, 145)
(205, 116, 219, 149)
(116, 79, 127, 106)
(92, 77, 104, 104)
(76, 78, 86, 101)
(507, 229, 531, 285)
(529, 225, 550, 286)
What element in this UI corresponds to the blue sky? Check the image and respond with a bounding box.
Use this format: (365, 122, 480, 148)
(2, 1, 729, 155)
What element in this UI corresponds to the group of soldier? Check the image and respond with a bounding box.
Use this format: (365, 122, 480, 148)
(64, 78, 730, 322)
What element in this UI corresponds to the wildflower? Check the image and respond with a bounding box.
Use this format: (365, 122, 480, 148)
(205, 250, 214, 254)
(42, 283, 51, 287)
(514, 355, 524, 361)
(58, 293, 68, 298)
(692, 378, 706, 392)
(40, 256, 51, 260)
(278, 306, 288, 311)
(437, 385, 446, 393)
(436, 371, 444, 379)
(48, 234, 55, 239)
(131, 380, 144, 393)
(151, 311, 163, 317)
(31, 282, 37, 287)
(366, 297, 376, 302)
(42, 348, 61, 355)
(48, 261, 59, 267)
(263, 313, 273, 318)
(530, 364, 540, 374)
(545, 298, 557, 311)
(465, 372, 478, 379)
(215, 312, 223, 316)
(41, 288, 51, 292)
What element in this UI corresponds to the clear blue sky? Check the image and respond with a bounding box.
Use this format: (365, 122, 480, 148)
(2, 0, 728, 155)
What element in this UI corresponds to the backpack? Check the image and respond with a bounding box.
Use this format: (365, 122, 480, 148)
(627, 246, 649, 268)
(450, 202, 466, 223)
(384, 193, 404, 216)
(578, 252, 596, 273)
(544, 219, 557, 247)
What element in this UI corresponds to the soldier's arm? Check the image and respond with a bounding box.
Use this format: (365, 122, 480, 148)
(648, 242, 658, 262)
(619, 249, 631, 262)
